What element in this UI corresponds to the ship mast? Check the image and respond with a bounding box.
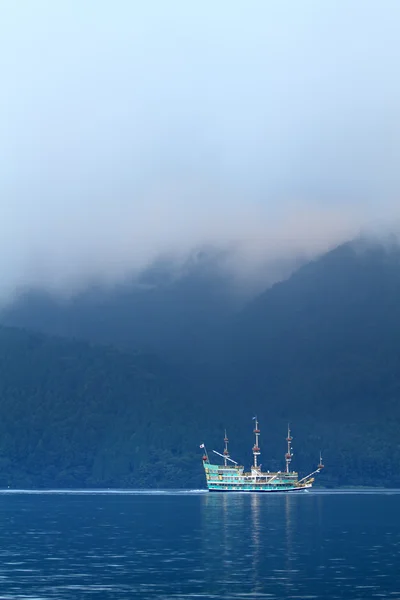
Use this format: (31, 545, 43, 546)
(285, 424, 293, 473)
(253, 417, 261, 468)
(223, 429, 230, 466)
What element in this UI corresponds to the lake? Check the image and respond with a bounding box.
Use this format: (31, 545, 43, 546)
(0, 489, 398, 599)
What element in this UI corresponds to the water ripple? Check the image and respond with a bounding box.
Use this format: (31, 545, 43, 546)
(0, 491, 397, 598)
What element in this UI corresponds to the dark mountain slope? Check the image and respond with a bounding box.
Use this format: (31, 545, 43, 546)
(0, 251, 242, 363)
(224, 239, 400, 485)
(233, 238, 400, 383)
(2, 239, 400, 487)
(0, 248, 303, 364)
(0, 326, 324, 489)
(0, 326, 217, 489)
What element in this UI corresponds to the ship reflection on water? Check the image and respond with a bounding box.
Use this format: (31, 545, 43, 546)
(200, 491, 400, 599)
(201, 492, 302, 598)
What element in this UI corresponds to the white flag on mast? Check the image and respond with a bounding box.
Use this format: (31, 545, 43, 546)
(199, 444, 205, 449)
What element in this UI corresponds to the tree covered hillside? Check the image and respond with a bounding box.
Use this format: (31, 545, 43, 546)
(2, 239, 400, 487)
(0, 326, 213, 489)
(225, 239, 400, 486)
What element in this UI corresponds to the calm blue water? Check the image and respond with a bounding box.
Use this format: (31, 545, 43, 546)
(0, 490, 398, 599)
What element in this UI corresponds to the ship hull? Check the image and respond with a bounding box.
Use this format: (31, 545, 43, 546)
(203, 462, 315, 492)
(207, 484, 312, 493)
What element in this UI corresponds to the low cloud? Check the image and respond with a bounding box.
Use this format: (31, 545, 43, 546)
(1, 1, 400, 300)
(0, 193, 376, 300)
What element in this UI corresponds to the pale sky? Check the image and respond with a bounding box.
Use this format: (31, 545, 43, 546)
(1, 0, 400, 293)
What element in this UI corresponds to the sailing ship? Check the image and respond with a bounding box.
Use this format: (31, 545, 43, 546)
(200, 418, 323, 492)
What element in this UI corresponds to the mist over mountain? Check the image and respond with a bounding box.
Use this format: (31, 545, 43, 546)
(4, 234, 400, 365)
(0, 245, 309, 361)
(234, 236, 400, 368)
(2, 1, 400, 300)
(229, 236, 400, 404)
(2, 238, 400, 488)
(2, 1, 400, 489)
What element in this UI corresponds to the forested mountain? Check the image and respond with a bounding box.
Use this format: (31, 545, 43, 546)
(1, 238, 400, 488)
(0, 325, 324, 489)
(0, 326, 210, 489)
(224, 238, 400, 486)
